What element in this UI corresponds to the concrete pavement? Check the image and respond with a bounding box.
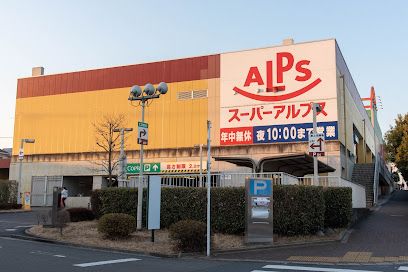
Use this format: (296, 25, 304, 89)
(215, 190, 408, 264)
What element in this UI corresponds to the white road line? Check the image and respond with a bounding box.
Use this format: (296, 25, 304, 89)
(73, 258, 141, 267)
(398, 267, 408, 271)
(5, 229, 17, 231)
(53, 255, 66, 258)
(252, 270, 280, 272)
(14, 225, 35, 228)
(262, 265, 383, 272)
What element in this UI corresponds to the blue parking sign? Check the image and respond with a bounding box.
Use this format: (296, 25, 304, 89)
(249, 179, 272, 196)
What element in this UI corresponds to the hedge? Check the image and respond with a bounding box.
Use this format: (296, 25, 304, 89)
(66, 208, 95, 222)
(0, 181, 18, 208)
(323, 187, 352, 228)
(91, 185, 351, 235)
(273, 185, 325, 235)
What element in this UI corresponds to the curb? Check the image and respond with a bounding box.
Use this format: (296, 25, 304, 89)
(209, 257, 408, 266)
(11, 230, 180, 259)
(0, 209, 32, 214)
(213, 230, 347, 255)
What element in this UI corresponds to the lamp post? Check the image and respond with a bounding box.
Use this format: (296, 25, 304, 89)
(113, 128, 133, 187)
(128, 82, 168, 230)
(17, 138, 35, 205)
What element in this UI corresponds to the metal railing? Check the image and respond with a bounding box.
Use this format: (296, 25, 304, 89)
(123, 172, 299, 188)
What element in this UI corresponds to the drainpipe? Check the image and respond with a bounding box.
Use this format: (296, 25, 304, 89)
(340, 74, 348, 179)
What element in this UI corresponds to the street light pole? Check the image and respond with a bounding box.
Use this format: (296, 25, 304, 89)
(17, 138, 35, 205)
(137, 99, 146, 230)
(128, 82, 168, 230)
(113, 128, 133, 187)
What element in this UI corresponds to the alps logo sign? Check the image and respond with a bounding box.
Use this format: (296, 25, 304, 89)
(234, 51, 321, 102)
(220, 40, 338, 146)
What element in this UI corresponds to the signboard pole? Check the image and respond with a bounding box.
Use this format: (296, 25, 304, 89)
(206, 120, 212, 257)
(312, 103, 318, 185)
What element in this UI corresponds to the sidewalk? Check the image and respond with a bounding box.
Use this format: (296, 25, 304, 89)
(214, 190, 408, 264)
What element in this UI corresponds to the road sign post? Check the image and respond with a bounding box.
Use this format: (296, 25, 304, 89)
(138, 122, 148, 145)
(309, 133, 325, 157)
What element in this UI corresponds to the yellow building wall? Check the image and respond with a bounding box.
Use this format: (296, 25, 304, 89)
(13, 79, 212, 155)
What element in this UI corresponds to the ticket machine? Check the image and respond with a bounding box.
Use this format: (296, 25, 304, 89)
(245, 178, 273, 243)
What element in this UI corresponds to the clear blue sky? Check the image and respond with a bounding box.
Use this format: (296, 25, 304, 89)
(0, 0, 407, 148)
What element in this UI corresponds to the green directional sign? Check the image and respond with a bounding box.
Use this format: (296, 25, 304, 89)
(126, 162, 161, 174)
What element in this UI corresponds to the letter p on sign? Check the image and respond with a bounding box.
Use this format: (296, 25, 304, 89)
(250, 179, 271, 196)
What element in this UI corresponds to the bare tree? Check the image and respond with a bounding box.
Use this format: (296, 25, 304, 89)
(93, 114, 127, 187)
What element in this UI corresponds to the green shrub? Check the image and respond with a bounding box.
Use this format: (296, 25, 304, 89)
(0, 203, 22, 210)
(0, 181, 17, 207)
(324, 187, 352, 228)
(97, 213, 136, 239)
(91, 186, 328, 236)
(169, 220, 206, 252)
(66, 208, 95, 222)
(273, 185, 325, 235)
(90, 190, 102, 218)
(92, 187, 245, 234)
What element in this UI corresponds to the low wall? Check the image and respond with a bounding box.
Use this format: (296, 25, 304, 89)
(338, 178, 367, 208)
(65, 196, 91, 209)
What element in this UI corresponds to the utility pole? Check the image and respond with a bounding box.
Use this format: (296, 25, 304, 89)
(113, 128, 133, 187)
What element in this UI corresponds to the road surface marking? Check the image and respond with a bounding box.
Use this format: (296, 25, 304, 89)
(73, 258, 141, 267)
(14, 225, 35, 228)
(251, 270, 280, 272)
(398, 267, 408, 271)
(5, 229, 17, 231)
(53, 255, 66, 258)
(263, 265, 382, 272)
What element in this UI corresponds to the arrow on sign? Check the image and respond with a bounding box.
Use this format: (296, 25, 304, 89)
(139, 129, 146, 138)
(310, 137, 324, 151)
(152, 164, 159, 171)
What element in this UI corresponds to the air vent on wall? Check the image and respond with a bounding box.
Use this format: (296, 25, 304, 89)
(177, 90, 208, 100)
(177, 91, 193, 100)
(193, 90, 208, 99)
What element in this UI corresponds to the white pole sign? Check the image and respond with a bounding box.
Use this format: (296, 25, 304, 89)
(138, 122, 148, 145)
(308, 133, 325, 156)
(148, 176, 161, 230)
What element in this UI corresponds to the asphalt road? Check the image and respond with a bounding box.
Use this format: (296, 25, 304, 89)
(0, 237, 404, 272)
(1, 193, 408, 272)
(0, 210, 38, 236)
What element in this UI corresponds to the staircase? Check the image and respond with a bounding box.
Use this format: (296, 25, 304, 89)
(351, 163, 375, 207)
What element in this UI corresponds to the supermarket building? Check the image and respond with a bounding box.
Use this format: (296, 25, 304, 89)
(10, 38, 393, 207)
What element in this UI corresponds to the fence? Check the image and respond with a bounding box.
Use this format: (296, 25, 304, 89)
(124, 172, 298, 188)
(122, 172, 366, 208)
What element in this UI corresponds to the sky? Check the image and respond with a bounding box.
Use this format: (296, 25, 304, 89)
(0, 0, 407, 149)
